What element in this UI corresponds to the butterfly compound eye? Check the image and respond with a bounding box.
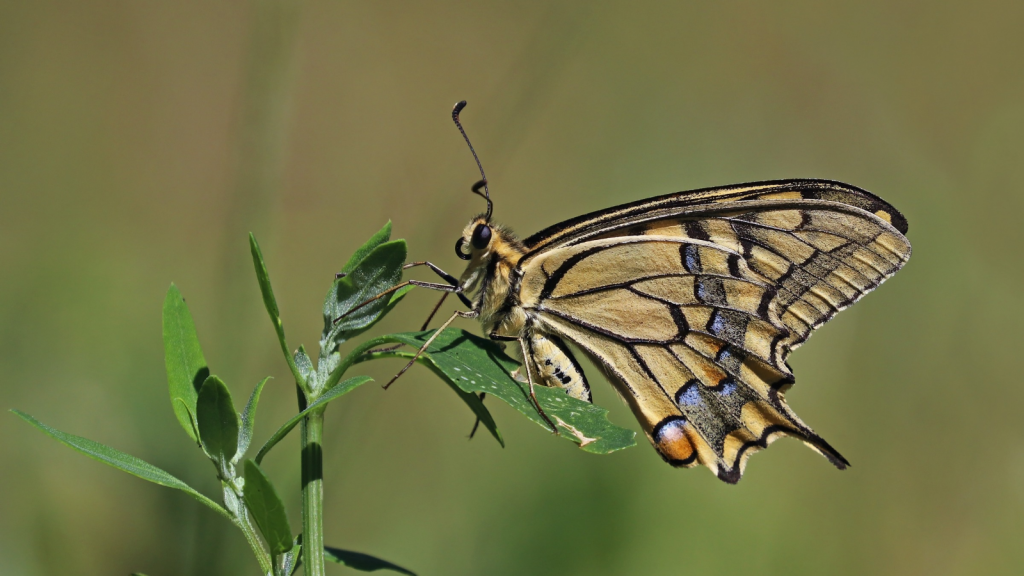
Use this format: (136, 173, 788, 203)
(455, 238, 471, 260)
(471, 224, 492, 249)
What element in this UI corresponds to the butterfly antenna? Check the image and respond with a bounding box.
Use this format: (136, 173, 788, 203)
(452, 100, 492, 221)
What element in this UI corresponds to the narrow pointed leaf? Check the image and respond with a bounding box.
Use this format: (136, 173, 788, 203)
(197, 376, 239, 467)
(363, 330, 636, 454)
(249, 233, 282, 335)
(242, 460, 292, 556)
(163, 284, 210, 442)
(324, 547, 416, 575)
(250, 233, 305, 389)
(254, 376, 374, 464)
(236, 376, 270, 462)
(341, 221, 392, 275)
(11, 410, 233, 522)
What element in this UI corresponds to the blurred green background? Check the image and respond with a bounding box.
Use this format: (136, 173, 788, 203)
(2, 1, 1023, 575)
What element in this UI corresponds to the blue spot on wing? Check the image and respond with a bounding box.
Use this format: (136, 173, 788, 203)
(682, 244, 701, 273)
(709, 312, 727, 335)
(676, 380, 702, 407)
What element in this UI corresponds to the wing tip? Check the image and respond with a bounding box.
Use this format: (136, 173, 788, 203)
(800, 178, 910, 235)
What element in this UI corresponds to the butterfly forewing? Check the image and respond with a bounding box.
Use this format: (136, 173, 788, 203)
(513, 179, 909, 482)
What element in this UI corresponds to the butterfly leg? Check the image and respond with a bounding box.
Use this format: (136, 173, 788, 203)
(403, 261, 474, 308)
(333, 279, 465, 325)
(361, 291, 454, 358)
(334, 259, 474, 326)
(382, 308, 479, 390)
(518, 337, 560, 434)
(403, 261, 474, 329)
(354, 261, 466, 354)
(413, 291, 448, 331)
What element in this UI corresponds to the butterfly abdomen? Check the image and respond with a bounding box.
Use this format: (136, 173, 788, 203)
(522, 331, 592, 402)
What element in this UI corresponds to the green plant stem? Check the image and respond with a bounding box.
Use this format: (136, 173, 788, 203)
(331, 336, 394, 389)
(282, 343, 309, 396)
(238, 512, 275, 575)
(301, 406, 326, 576)
(224, 482, 274, 575)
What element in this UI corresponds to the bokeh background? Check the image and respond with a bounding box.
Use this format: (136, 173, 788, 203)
(2, 1, 1023, 575)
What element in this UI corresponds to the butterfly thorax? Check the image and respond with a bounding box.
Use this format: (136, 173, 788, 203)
(457, 218, 529, 339)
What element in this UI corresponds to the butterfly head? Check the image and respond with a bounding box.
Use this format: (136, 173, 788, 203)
(454, 215, 522, 262)
(454, 177, 498, 261)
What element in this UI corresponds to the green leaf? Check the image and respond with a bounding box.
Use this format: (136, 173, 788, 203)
(364, 330, 636, 454)
(250, 233, 306, 390)
(11, 409, 233, 522)
(242, 460, 292, 556)
(316, 285, 414, 393)
(325, 546, 416, 575)
(163, 284, 210, 443)
(341, 221, 391, 275)
(322, 239, 407, 347)
(355, 284, 414, 336)
(294, 346, 314, 383)
(284, 537, 302, 576)
(236, 376, 270, 462)
(174, 398, 201, 446)
(197, 376, 239, 468)
(254, 376, 374, 464)
(249, 233, 282, 333)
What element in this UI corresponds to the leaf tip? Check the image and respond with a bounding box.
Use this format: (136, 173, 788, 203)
(164, 282, 182, 302)
(249, 233, 263, 257)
